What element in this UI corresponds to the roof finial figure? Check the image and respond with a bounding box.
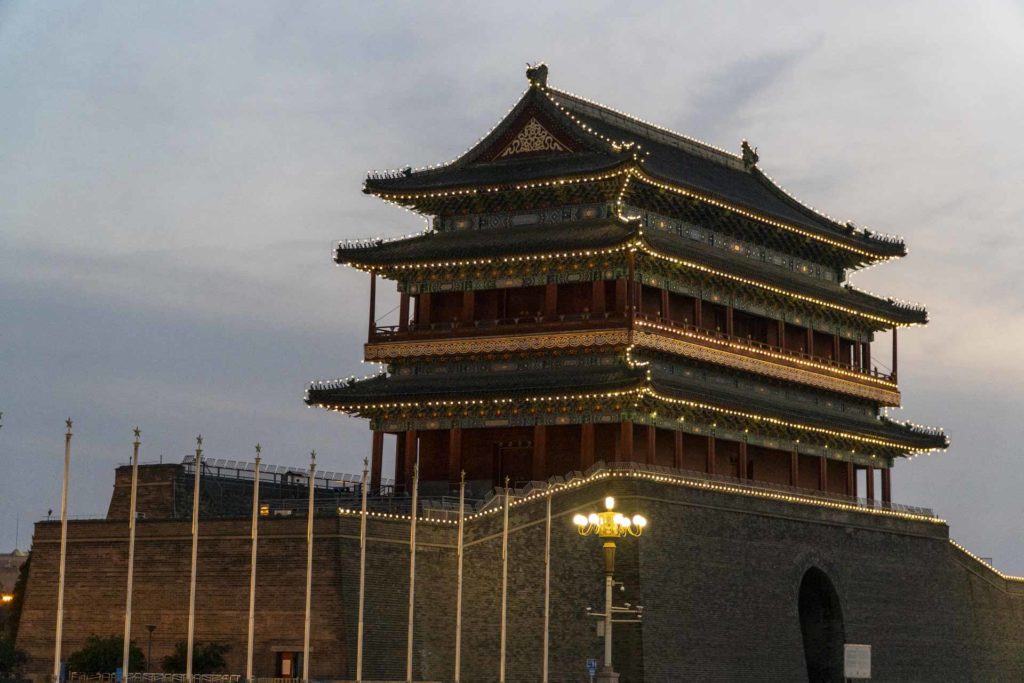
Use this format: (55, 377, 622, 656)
(526, 62, 548, 88)
(741, 140, 759, 169)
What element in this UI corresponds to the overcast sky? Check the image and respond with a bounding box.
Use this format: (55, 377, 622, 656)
(2, 1, 1023, 573)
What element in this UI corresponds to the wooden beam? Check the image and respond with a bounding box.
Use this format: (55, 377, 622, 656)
(673, 431, 683, 469)
(862, 342, 871, 372)
(818, 455, 827, 491)
(726, 305, 734, 337)
(806, 326, 814, 356)
(881, 468, 892, 504)
(846, 462, 855, 497)
(866, 465, 875, 501)
(706, 435, 716, 474)
(646, 425, 656, 465)
(660, 289, 670, 321)
(532, 425, 547, 481)
(738, 440, 748, 480)
(370, 431, 384, 492)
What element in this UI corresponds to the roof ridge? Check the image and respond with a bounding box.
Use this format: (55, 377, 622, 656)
(544, 85, 745, 169)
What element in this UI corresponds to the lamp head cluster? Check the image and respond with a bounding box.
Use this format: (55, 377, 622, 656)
(573, 496, 647, 538)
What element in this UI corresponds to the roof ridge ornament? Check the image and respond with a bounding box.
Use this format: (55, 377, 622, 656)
(526, 62, 548, 87)
(741, 140, 759, 170)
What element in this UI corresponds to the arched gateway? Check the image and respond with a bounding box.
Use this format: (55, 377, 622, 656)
(799, 567, 846, 683)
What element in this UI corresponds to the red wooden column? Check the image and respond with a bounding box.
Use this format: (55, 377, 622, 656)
(866, 465, 875, 501)
(673, 431, 684, 469)
(738, 440, 748, 480)
(862, 342, 871, 371)
(805, 327, 814, 355)
(881, 468, 892, 504)
(660, 289, 670, 321)
(367, 272, 377, 342)
(706, 435, 716, 474)
(646, 425, 657, 465)
(620, 421, 634, 461)
(394, 432, 407, 488)
(370, 431, 384, 492)
(448, 427, 462, 485)
(403, 429, 417, 488)
(626, 252, 637, 322)
(726, 305, 735, 337)
(832, 334, 841, 362)
(846, 462, 855, 496)
(694, 298, 703, 328)
(532, 425, 547, 481)
(790, 451, 799, 487)
(398, 293, 410, 332)
(544, 283, 558, 319)
(580, 423, 595, 470)
(818, 455, 827, 491)
(777, 320, 786, 349)
(462, 290, 475, 324)
(591, 280, 606, 315)
(614, 278, 628, 316)
(892, 328, 899, 382)
(418, 293, 432, 327)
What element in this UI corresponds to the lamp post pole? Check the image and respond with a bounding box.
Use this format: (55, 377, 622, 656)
(573, 496, 647, 683)
(53, 418, 73, 683)
(123, 428, 142, 677)
(146, 625, 156, 672)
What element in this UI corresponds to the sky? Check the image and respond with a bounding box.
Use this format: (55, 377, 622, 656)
(1, 1, 1023, 572)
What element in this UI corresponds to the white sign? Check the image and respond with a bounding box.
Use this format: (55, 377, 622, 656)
(844, 643, 871, 679)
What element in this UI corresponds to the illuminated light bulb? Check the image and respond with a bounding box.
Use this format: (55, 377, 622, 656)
(573, 514, 588, 527)
(604, 496, 615, 510)
(588, 513, 600, 526)
(633, 515, 647, 528)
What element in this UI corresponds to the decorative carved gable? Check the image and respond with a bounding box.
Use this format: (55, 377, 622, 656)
(495, 117, 569, 158)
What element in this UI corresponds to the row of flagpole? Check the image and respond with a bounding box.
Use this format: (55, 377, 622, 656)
(50, 425, 556, 683)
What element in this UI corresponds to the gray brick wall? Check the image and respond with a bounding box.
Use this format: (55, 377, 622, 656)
(19, 476, 1024, 682)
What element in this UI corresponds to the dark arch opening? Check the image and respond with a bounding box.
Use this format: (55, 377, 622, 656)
(799, 567, 845, 683)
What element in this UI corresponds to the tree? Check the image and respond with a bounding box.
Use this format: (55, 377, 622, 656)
(66, 635, 145, 674)
(0, 553, 29, 640)
(0, 637, 28, 675)
(161, 641, 230, 674)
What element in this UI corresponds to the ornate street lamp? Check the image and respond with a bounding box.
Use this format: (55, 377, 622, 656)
(573, 496, 647, 682)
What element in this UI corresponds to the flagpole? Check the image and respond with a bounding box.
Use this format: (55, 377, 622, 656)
(453, 471, 465, 683)
(355, 457, 368, 683)
(185, 436, 203, 682)
(123, 428, 142, 676)
(498, 477, 510, 683)
(245, 444, 262, 682)
(405, 458, 419, 683)
(53, 418, 72, 683)
(542, 492, 552, 683)
(302, 451, 316, 683)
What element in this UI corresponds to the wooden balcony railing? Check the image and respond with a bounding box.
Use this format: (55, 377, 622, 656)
(369, 309, 893, 383)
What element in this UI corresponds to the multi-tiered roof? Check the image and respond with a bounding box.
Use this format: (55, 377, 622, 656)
(309, 65, 946, 497)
